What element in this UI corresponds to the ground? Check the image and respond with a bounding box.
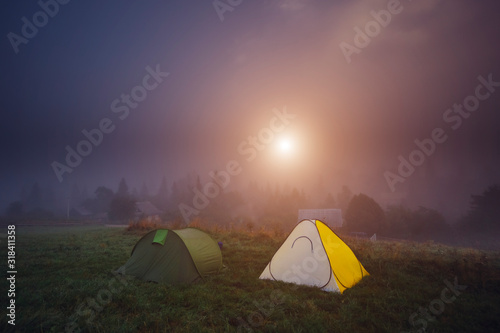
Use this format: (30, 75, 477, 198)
(1, 224, 499, 332)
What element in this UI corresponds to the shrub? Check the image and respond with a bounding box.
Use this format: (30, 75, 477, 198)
(345, 193, 385, 235)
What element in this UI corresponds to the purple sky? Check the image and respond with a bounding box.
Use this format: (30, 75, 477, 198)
(1, 0, 499, 220)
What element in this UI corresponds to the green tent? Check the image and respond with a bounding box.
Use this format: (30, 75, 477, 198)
(116, 228, 222, 284)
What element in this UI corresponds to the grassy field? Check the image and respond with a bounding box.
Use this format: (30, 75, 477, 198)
(1, 224, 499, 332)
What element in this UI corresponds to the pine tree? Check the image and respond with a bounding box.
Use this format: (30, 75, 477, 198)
(26, 182, 42, 210)
(155, 177, 169, 209)
(337, 185, 353, 213)
(323, 192, 336, 208)
(140, 182, 150, 200)
(345, 193, 385, 235)
(117, 178, 129, 196)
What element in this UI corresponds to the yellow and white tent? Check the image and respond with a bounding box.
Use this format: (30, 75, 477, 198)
(259, 219, 369, 293)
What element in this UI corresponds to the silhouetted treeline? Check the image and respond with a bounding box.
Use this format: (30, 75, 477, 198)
(458, 184, 500, 234)
(3, 174, 499, 245)
(4, 182, 56, 220)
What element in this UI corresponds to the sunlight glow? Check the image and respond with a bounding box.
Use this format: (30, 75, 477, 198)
(278, 137, 293, 154)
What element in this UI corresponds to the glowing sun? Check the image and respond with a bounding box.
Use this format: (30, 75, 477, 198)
(277, 137, 294, 154)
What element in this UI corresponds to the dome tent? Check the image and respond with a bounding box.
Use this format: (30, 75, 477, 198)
(117, 228, 222, 284)
(259, 219, 369, 293)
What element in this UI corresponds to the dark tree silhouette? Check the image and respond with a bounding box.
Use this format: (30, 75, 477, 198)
(83, 186, 114, 214)
(108, 196, 136, 221)
(460, 184, 500, 233)
(131, 187, 139, 199)
(384, 205, 413, 237)
(385, 205, 450, 240)
(5, 201, 24, 217)
(410, 206, 449, 240)
(345, 193, 385, 235)
(322, 192, 336, 208)
(169, 181, 180, 209)
(155, 176, 169, 209)
(117, 178, 129, 196)
(71, 183, 83, 207)
(139, 182, 150, 201)
(26, 182, 42, 210)
(337, 185, 353, 213)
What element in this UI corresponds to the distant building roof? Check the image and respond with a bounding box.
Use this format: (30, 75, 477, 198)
(298, 209, 343, 228)
(135, 201, 163, 217)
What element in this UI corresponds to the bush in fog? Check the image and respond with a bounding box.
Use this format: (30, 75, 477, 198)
(384, 205, 451, 241)
(460, 184, 500, 233)
(345, 193, 385, 235)
(108, 195, 136, 221)
(83, 186, 114, 214)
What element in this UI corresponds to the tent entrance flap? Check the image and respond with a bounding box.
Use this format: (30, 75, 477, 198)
(153, 230, 169, 245)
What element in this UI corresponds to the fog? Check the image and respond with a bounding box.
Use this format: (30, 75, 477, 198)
(1, 0, 500, 222)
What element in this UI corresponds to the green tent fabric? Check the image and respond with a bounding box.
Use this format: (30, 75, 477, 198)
(116, 228, 222, 284)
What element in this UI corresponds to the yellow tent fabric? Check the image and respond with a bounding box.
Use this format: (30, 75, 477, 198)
(259, 219, 369, 293)
(173, 228, 223, 277)
(316, 220, 369, 293)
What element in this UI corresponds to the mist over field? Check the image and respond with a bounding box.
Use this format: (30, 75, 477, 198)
(1, 0, 500, 239)
(2, 2, 500, 332)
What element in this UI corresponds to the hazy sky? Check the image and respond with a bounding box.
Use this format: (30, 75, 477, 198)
(1, 0, 499, 219)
